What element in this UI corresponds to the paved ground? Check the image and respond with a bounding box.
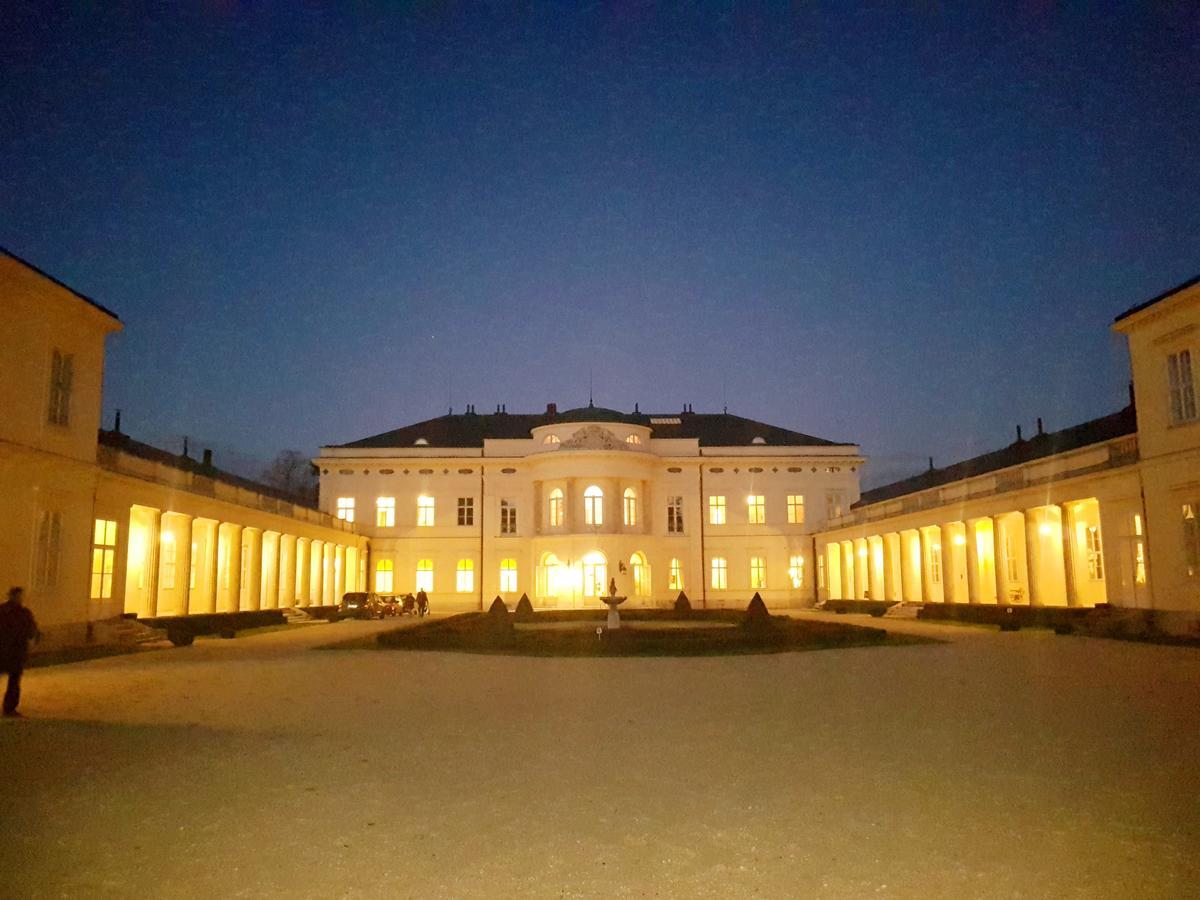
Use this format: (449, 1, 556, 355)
(1, 614, 1198, 899)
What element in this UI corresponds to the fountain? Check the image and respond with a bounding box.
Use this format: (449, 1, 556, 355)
(600, 577, 627, 630)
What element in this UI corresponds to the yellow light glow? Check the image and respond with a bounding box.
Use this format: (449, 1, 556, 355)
(1039, 523, 1054, 536)
(160, 530, 174, 544)
(858, 547, 868, 557)
(953, 535, 966, 546)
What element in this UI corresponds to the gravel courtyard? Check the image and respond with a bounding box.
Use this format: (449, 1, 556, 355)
(1, 615, 1197, 899)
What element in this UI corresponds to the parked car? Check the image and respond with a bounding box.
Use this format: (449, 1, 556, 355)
(339, 592, 387, 620)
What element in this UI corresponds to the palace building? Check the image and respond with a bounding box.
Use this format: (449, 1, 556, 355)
(2, 244, 1198, 647)
(316, 405, 863, 610)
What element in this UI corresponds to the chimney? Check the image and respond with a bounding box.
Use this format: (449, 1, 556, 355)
(546, 403, 557, 416)
(1037, 417, 1044, 436)
(1016, 424, 1023, 443)
(928, 456, 934, 471)
(634, 402, 639, 414)
(182, 436, 189, 458)
(113, 409, 122, 434)
(202, 448, 213, 467)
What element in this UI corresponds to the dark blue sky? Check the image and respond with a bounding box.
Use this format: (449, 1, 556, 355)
(4, 3, 1197, 486)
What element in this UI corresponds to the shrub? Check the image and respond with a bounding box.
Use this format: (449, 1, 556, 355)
(514, 593, 535, 622)
(673, 591, 692, 613)
(742, 592, 772, 628)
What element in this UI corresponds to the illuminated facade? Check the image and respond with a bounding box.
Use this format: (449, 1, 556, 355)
(817, 275, 1200, 613)
(317, 407, 864, 610)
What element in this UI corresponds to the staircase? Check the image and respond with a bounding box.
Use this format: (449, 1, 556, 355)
(883, 601, 921, 619)
(280, 607, 314, 624)
(93, 617, 169, 646)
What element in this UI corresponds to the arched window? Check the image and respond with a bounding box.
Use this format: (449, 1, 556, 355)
(584, 485, 604, 526)
(630, 551, 650, 596)
(456, 559, 474, 593)
(548, 488, 564, 527)
(623, 487, 637, 526)
(624, 434, 641, 445)
(668, 558, 683, 591)
(711, 557, 728, 590)
(499, 558, 518, 592)
(788, 555, 804, 589)
(375, 559, 394, 593)
(415, 558, 433, 592)
(582, 551, 607, 597)
(544, 434, 560, 445)
(537, 552, 562, 598)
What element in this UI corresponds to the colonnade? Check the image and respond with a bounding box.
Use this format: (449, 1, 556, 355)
(823, 497, 1113, 607)
(122, 504, 364, 618)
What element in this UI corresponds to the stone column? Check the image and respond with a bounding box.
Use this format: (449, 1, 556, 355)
(993, 517, 1008, 605)
(940, 524, 959, 603)
(1058, 505, 1078, 607)
(881, 534, 897, 601)
(963, 520, 981, 604)
(1023, 510, 1042, 607)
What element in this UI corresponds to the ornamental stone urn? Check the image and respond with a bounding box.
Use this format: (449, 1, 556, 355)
(601, 577, 627, 630)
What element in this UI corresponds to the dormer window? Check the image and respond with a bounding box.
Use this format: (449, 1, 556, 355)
(414, 437, 430, 446)
(544, 434, 561, 445)
(751, 436, 766, 445)
(625, 434, 641, 445)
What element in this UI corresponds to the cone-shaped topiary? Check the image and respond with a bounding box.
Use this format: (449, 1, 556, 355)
(742, 592, 773, 628)
(484, 596, 514, 637)
(673, 591, 692, 613)
(514, 593, 535, 621)
(487, 596, 510, 617)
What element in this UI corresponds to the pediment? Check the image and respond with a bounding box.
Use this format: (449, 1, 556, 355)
(559, 425, 628, 451)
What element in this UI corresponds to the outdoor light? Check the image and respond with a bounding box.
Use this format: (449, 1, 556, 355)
(1039, 523, 1054, 536)
(953, 535, 967, 546)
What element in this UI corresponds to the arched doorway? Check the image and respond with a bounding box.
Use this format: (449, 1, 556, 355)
(537, 552, 563, 605)
(582, 551, 607, 603)
(630, 551, 651, 602)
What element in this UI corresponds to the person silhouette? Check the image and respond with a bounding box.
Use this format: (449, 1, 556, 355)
(0, 586, 39, 718)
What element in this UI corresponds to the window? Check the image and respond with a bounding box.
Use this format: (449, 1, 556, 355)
(47, 349, 73, 426)
(1005, 534, 1019, 582)
(1184, 503, 1200, 578)
(787, 495, 805, 525)
(929, 543, 942, 583)
(500, 558, 518, 592)
(747, 495, 765, 525)
(456, 559, 474, 593)
(91, 519, 117, 600)
(1132, 514, 1147, 585)
(625, 434, 641, 445)
(668, 558, 683, 591)
(584, 485, 604, 526)
(190, 541, 197, 590)
(544, 434, 560, 445)
(375, 559, 394, 593)
(415, 558, 434, 592)
(708, 495, 726, 525)
(825, 492, 845, 521)
(500, 500, 517, 534)
(1086, 525, 1104, 581)
(667, 497, 683, 534)
(417, 496, 435, 527)
(548, 488, 564, 527)
(750, 556, 766, 589)
(458, 497, 474, 526)
(818, 555, 825, 589)
(623, 488, 637, 527)
(160, 533, 177, 590)
(788, 555, 804, 589)
(1168, 350, 1197, 425)
(582, 552, 606, 596)
(336, 497, 355, 522)
(34, 509, 62, 588)
(376, 497, 395, 527)
(711, 557, 728, 590)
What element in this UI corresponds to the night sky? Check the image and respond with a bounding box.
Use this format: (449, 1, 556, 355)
(3, 3, 1197, 487)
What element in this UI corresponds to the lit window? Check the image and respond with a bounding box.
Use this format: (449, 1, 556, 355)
(1168, 350, 1197, 425)
(817, 555, 825, 589)
(1086, 526, 1104, 581)
(458, 497, 474, 526)
(708, 495, 726, 525)
(625, 434, 641, 445)
(787, 495, 805, 525)
(1132, 513, 1147, 585)
(1184, 503, 1200, 578)
(90, 519, 117, 600)
(747, 495, 765, 525)
(548, 488, 564, 527)
(751, 436, 766, 445)
(929, 543, 942, 583)
(500, 558, 518, 592)
(500, 500, 517, 534)
(582, 552, 606, 596)
(750, 556, 766, 589)
(623, 488, 637, 527)
(417, 496, 435, 527)
(456, 559, 474, 593)
(190, 541, 197, 590)
(711, 557, 728, 590)
(415, 558, 434, 592)
(667, 497, 683, 534)
(668, 558, 683, 591)
(34, 509, 62, 588)
(584, 485, 604, 526)
(336, 497, 355, 522)
(544, 434, 560, 445)
(160, 532, 177, 590)
(825, 492, 844, 521)
(376, 497, 395, 527)
(375, 559, 394, 593)
(1005, 534, 1019, 582)
(47, 349, 73, 426)
(788, 555, 804, 589)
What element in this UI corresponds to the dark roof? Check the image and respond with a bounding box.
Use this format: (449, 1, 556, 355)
(855, 404, 1137, 507)
(331, 407, 853, 449)
(98, 430, 319, 509)
(2, 246, 122, 322)
(1113, 273, 1200, 324)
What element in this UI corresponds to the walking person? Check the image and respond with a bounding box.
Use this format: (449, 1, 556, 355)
(1, 587, 39, 718)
